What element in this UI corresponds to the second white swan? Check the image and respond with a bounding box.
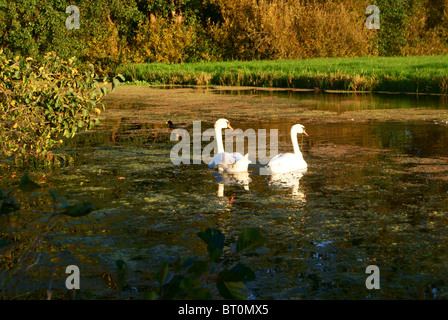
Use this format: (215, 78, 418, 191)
(265, 124, 308, 174)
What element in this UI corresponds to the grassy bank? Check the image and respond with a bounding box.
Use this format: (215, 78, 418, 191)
(118, 56, 448, 94)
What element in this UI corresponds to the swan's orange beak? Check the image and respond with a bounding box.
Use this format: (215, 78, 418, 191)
(303, 130, 309, 136)
(227, 124, 234, 130)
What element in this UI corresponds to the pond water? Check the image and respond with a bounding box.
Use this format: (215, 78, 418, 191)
(2, 86, 448, 299)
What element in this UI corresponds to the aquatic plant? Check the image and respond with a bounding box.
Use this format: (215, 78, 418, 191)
(132, 227, 266, 300)
(107, 228, 266, 300)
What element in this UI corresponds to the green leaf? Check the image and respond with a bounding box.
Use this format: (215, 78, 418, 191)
(112, 77, 120, 90)
(62, 201, 94, 217)
(160, 275, 184, 299)
(236, 228, 265, 252)
(197, 228, 225, 262)
(185, 259, 208, 277)
(102, 87, 108, 96)
(156, 262, 170, 287)
(217, 281, 247, 300)
(177, 276, 212, 299)
(216, 264, 255, 299)
(218, 264, 256, 283)
(71, 126, 77, 137)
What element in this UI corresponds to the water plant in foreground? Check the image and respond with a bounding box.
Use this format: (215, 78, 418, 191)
(110, 227, 266, 300)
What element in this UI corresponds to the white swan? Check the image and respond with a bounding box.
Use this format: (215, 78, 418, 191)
(208, 119, 250, 173)
(265, 124, 308, 174)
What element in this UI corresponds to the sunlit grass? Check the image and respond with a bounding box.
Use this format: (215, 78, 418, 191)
(118, 56, 448, 94)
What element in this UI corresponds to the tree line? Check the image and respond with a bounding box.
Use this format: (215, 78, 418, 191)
(0, 0, 447, 72)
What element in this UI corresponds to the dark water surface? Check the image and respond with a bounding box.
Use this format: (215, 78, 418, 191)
(2, 88, 448, 299)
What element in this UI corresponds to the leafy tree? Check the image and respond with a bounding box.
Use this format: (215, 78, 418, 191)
(373, 0, 422, 56)
(0, 50, 121, 163)
(425, 0, 448, 29)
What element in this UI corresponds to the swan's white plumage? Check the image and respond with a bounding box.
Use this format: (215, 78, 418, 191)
(208, 119, 250, 173)
(265, 124, 308, 174)
(266, 153, 307, 174)
(209, 152, 250, 172)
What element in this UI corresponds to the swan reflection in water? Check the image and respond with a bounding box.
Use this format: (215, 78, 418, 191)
(267, 169, 307, 202)
(213, 171, 251, 199)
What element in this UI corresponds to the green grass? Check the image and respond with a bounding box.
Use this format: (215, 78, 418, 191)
(118, 56, 448, 94)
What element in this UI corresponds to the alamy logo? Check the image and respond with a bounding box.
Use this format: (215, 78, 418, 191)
(65, 265, 80, 290)
(65, 5, 80, 30)
(366, 5, 380, 30)
(365, 265, 380, 289)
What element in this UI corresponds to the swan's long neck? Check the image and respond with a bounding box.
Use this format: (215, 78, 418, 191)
(215, 125, 225, 154)
(291, 127, 302, 156)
